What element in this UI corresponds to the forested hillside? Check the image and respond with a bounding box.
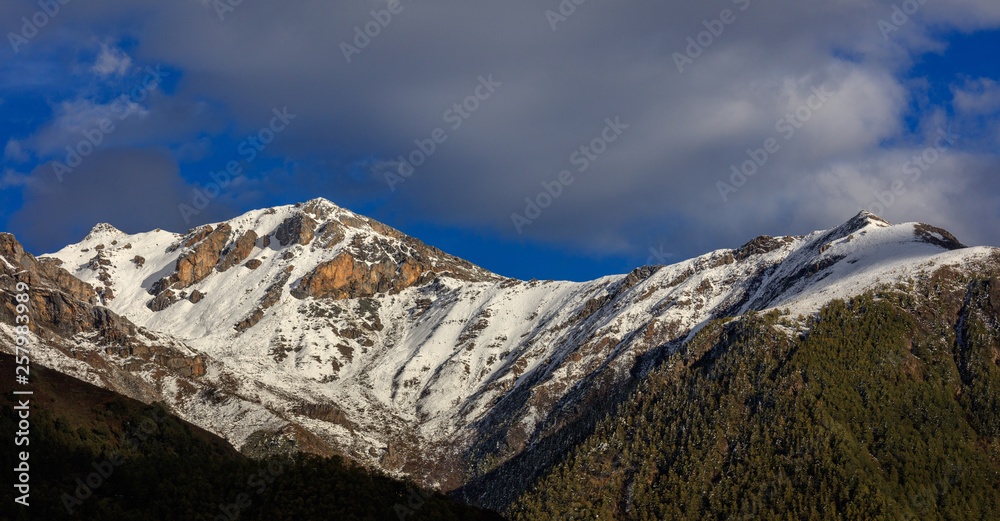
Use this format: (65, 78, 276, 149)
(511, 264, 1000, 520)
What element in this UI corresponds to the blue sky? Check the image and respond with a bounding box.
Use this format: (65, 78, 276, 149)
(1, 1, 999, 281)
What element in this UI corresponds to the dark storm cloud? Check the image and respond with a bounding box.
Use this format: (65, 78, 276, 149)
(3, 0, 1000, 260)
(7, 148, 234, 253)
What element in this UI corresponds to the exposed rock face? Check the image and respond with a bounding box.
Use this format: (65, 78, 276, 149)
(184, 225, 215, 248)
(235, 310, 264, 333)
(381, 444, 405, 470)
(245, 259, 262, 270)
(148, 290, 178, 312)
(88, 252, 112, 269)
(1, 234, 97, 305)
(236, 268, 293, 332)
(285, 206, 500, 301)
(189, 290, 205, 304)
(0, 233, 204, 380)
(162, 355, 206, 378)
(291, 252, 434, 300)
(915, 223, 966, 250)
(149, 224, 235, 309)
(734, 236, 796, 262)
(82, 306, 138, 346)
(296, 403, 354, 432)
(176, 224, 232, 287)
(39, 260, 98, 305)
(575, 265, 661, 323)
(86, 252, 116, 302)
(275, 214, 316, 246)
(218, 230, 258, 272)
(316, 221, 345, 248)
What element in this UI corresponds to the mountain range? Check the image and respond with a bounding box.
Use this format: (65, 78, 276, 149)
(2, 198, 998, 518)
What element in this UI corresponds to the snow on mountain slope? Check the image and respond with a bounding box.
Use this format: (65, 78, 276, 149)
(38, 201, 999, 489)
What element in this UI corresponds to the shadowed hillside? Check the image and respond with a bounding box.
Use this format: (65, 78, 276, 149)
(0, 353, 505, 520)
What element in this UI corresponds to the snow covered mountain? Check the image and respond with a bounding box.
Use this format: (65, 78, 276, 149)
(3, 199, 997, 493)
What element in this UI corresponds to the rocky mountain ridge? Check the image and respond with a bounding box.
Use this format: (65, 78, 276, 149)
(2, 200, 996, 498)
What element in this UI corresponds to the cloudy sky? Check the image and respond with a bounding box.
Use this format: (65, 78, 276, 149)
(1, 0, 998, 281)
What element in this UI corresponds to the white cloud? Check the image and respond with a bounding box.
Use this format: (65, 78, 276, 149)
(3, 139, 28, 163)
(953, 78, 1000, 115)
(6, 0, 1000, 258)
(28, 98, 147, 156)
(0, 168, 32, 189)
(91, 44, 133, 77)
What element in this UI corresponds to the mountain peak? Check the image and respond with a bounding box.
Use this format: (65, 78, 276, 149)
(302, 197, 338, 208)
(85, 222, 125, 240)
(851, 210, 891, 228)
(818, 210, 893, 244)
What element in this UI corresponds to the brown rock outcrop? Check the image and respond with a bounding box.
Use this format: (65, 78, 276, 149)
(733, 236, 795, 262)
(275, 214, 316, 246)
(148, 290, 178, 311)
(235, 268, 292, 332)
(295, 403, 354, 432)
(218, 230, 258, 272)
(40, 261, 98, 305)
(162, 355, 206, 378)
(245, 259, 262, 270)
(235, 309, 264, 333)
(1, 234, 97, 305)
(291, 252, 434, 300)
(184, 225, 214, 248)
(316, 221, 345, 248)
(176, 224, 232, 287)
(0, 233, 204, 380)
(148, 224, 232, 309)
(915, 223, 966, 250)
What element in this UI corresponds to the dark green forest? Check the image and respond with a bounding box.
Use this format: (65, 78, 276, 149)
(511, 269, 1000, 520)
(0, 353, 503, 521)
